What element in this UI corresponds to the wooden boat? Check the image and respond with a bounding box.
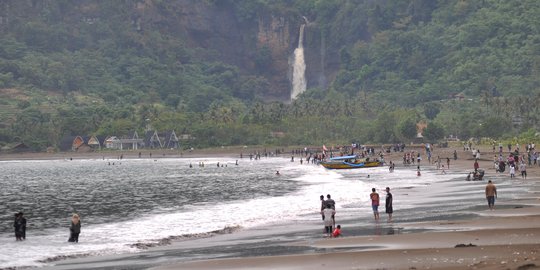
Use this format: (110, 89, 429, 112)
(320, 155, 383, 170)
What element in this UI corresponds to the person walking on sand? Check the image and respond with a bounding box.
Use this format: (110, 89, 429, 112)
(385, 187, 393, 222)
(370, 188, 380, 221)
(68, 213, 81, 243)
(321, 204, 335, 237)
(485, 180, 497, 210)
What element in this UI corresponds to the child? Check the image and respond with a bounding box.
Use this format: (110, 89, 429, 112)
(509, 165, 515, 178)
(332, 225, 342, 237)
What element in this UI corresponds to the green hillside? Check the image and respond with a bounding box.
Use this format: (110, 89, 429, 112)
(0, 0, 539, 151)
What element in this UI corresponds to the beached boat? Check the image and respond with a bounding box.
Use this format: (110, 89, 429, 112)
(319, 155, 383, 170)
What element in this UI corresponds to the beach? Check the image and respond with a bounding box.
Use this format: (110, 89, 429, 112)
(2, 144, 539, 270)
(154, 144, 540, 270)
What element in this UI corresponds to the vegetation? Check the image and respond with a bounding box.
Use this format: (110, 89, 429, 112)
(0, 0, 539, 151)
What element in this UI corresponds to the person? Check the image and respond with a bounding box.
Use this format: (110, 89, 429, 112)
(519, 162, 527, 179)
(17, 212, 27, 240)
(474, 160, 479, 171)
(385, 187, 393, 222)
(325, 194, 336, 224)
(321, 204, 335, 237)
(509, 165, 515, 178)
(446, 157, 450, 169)
(68, 213, 81, 243)
(320, 195, 326, 220)
(332, 225, 342, 237)
(485, 180, 497, 210)
(14, 213, 24, 241)
(275, 170, 280, 175)
(325, 194, 336, 210)
(370, 188, 380, 221)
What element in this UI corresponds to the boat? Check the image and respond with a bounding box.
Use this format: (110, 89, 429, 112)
(319, 155, 383, 170)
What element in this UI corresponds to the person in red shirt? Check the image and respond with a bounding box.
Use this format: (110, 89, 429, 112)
(332, 225, 342, 237)
(370, 188, 380, 221)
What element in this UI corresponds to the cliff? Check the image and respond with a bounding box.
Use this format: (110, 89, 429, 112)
(0, 0, 329, 101)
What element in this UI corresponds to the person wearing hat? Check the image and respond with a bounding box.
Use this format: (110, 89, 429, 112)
(385, 187, 393, 222)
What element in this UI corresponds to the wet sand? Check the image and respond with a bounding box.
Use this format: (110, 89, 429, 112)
(153, 144, 540, 270)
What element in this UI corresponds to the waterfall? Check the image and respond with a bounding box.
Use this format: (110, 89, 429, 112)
(291, 23, 307, 101)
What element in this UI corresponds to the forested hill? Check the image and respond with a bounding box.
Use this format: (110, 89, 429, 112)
(0, 0, 539, 151)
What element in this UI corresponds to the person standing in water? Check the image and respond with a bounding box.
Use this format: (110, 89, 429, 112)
(321, 204, 336, 237)
(319, 195, 326, 220)
(325, 194, 336, 225)
(332, 224, 342, 237)
(18, 212, 27, 240)
(485, 180, 497, 210)
(14, 213, 24, 241)
(68, 213, 81, 243)
(370, 188, 380, 221)
(385, 187, 393, 222)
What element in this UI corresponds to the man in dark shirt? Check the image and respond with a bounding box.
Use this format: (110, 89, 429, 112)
(385, 187, 393, 222)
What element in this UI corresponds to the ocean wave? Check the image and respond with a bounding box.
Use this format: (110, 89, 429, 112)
(129, 225, 242, 249)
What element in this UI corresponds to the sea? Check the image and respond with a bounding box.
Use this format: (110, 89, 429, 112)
(0, 155, 532, 269)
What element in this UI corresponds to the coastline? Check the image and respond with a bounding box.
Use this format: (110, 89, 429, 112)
(5, 144, 540, 270)
(154, 144, 540, 270)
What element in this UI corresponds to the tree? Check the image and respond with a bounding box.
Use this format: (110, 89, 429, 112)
(396, 117, 417, 141)
(423, 122, 445, 142)
(423, 103, 440, 120)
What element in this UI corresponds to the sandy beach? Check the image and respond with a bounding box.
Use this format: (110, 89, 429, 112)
(3, 144, 540, 270)
(151, 144, 540, 270)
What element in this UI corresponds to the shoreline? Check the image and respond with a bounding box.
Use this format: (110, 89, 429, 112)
(155, 144, 540, 270)
(7, 144, 540, 270)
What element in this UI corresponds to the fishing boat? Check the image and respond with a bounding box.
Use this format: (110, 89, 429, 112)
(319, 155, 383, 170)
